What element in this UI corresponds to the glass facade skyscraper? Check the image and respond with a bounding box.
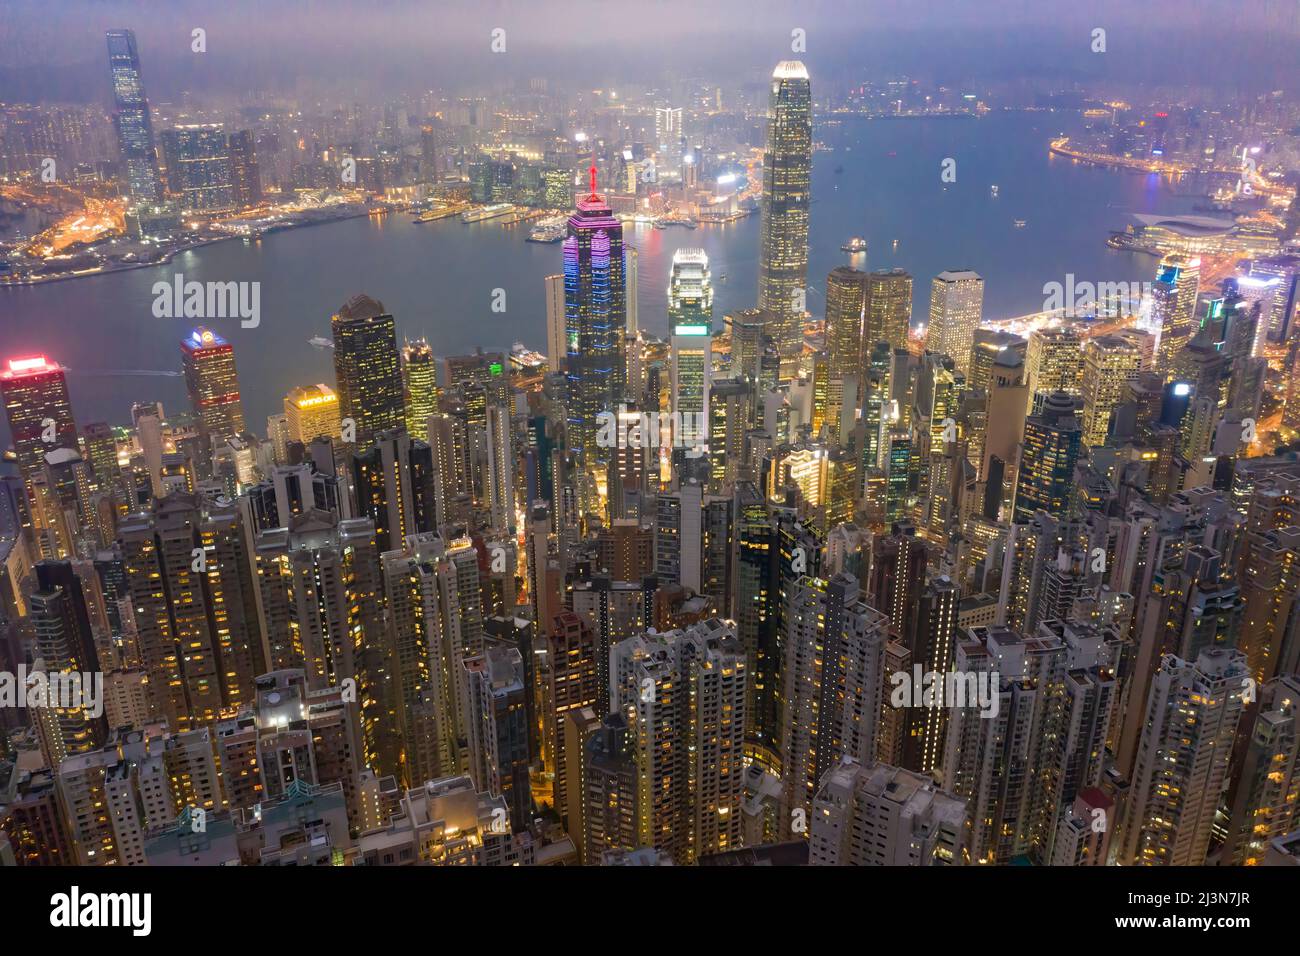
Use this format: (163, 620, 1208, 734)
(563, 165, 626, 466)
(756, 60, 812, 377)
(106, 29, 162, 202)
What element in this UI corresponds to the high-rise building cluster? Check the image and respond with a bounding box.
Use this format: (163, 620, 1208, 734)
(3, 41, 1300, 874)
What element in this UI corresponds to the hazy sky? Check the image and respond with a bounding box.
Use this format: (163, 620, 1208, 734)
(1, 0, 1296, 102)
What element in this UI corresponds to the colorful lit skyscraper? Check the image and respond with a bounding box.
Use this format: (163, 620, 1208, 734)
(1, 355, 78, 496)
(669, 248, 713, 432)
(757, 60, 812, 376)
(564, 164, 626, 465)
(180, 327, 246, 451)
(1013, 390, 1083, 523)
(1152, 254, 1201, 379)
(284, 384, 342, 444)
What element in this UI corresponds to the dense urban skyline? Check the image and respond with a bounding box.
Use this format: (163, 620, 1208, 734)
(1, 4, 1299, 912)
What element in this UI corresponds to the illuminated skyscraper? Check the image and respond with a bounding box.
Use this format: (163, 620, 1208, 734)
(564, 164, 626, 466)
(226, 129, 261, 208)
(780, 573, 888, 835)
(1119, 647, 1249, 866)
(161, 125, 235, 213)
(284, 384, 342, 444)
(351, 428, 436, 553)
(1013, 391, 1083, 523)
(669, 248, 713, 434)
(485, 403, 516, 533)
(180, 327, 245, 451)
(331, 294, 405, 447)
(926, 271, 983, 375)
(757, 60, 812, 375)
(1081, 334, 1142, 447)
(865, 269, 913, 354)
(105, 29, 162, 202)
(825, 266, 868, 429)
(401, 338, 439, 439)
(1219, 674, 1300, 866)
(1, 355, 78, 496)
(1025, 327, 1084, 398)
(1152, 254, 1201, 378)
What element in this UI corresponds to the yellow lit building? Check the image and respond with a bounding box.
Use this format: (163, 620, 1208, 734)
(284, 384, 342, 444)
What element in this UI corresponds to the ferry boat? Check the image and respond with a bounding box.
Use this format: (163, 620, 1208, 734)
(527, 216, 567, 243)
(461, 203, 516, 223)
(841, 237, 867, 253)
(990, 185, 999, 198)
(308, 336, 334, 350)
(1014, 219, 1027, 228)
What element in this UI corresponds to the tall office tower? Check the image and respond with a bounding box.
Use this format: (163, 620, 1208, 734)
(1152, 254, 1201, 378)
(331, 294, 405, 448)
(626, 246, 639, 338)
(942, 624, 1069, 864)
(655, 480, 732, 609)
(463, 644, 532, 831)
(707, 378, 750, 490)
(1012, 391, 1083, 523)
(824, 266, 868, 427)
(1, 355, 78, 498)
(159, 125, 235, 212)
(179, 326, 245, 451)
(105, 30, 162, 202)
(810, 758, 966, 865)
(1118, 647, 1248, 866)
(284, 384, 342, 445)
(351, 429, 435, 554)
(868, 520, 930, 640)
(28, 562, 109, 767)
(969, 329, 1026, 394)
(780, 573, 889, 834)
(1237, 527, 1300, 682)
(899, 575, 959, 775)
(655, 106, 683, 155)
(576, 712, 638, 863)
(401, 338, 438, 439)
(756, 60, 813, 374)
(1024, 327, 1084, 399)
(926, 271, 984, 376)
(611, 619, 747, 863)
(226, 128, 261, 209)
(1080, 334, 1142, 448)
(381, 535, 457, 788)
(727, 308, 770, 386)
(1219, 675, 1300, 865)
(542, 612, 599, 828)
(118, 493, 229, 730)
(570, 576, 655, 710)
(865, 269, 913, 353)
(669, 248, 713, 425)
(981, 351, 1029, 518)
(544, 273, 566, 371)
(564, 164, 626, 470)
(484, 404, 516, 533)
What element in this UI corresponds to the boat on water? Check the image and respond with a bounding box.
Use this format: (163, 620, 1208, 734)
(990, 185, 999, 197)
(309, 336, 334, 350)
(527, 215, 567, 243)
(841, 237, 867, 253)
(461, 203, 516, 223)
(1014, 219, 1027, 228)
